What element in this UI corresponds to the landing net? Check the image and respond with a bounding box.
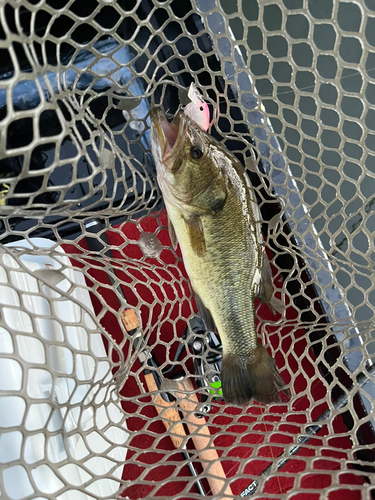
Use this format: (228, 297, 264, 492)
(0, 1, 374, 499)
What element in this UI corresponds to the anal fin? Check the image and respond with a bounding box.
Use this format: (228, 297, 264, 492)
(194, 292, 216, 332)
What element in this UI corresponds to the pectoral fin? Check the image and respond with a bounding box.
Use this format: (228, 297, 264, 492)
(194, 292, 216, 332)
(168, 217, 178, 250)
(257, 256, 284, 315)
(184, 216, 206, 257)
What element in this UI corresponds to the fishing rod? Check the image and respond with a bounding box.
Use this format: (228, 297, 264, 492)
(122, 310, 234, 499)
(120, 308, 206, 496)
(162, 376, 233, 499)
(83, 218, 206, 496)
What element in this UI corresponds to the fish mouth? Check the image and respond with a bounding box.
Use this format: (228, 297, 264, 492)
(150, 109, 185, 162)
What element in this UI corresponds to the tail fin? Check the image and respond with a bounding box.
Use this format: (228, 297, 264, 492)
(221, 343, 284, 405)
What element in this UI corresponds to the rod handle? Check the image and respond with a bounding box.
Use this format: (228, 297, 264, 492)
(144, 372, 186, 449)
(176, 378, 233, 499)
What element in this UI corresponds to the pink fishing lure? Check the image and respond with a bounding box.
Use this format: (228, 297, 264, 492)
(184, 83, 210, 132)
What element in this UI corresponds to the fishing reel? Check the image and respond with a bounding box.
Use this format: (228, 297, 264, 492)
(164, 316, 224, 414)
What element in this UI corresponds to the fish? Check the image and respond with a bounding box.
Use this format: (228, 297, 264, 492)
(150, 108, 284, 405)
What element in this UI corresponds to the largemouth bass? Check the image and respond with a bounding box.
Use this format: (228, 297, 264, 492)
(150, 108, 284, 405)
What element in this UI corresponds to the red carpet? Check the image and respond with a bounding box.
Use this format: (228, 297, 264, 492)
(64, 210, 366, 498)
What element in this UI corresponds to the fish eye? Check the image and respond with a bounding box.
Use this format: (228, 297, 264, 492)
(190, 145, 204, 160)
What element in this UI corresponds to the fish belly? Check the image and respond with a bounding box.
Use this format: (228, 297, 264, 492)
(164, 192, 260, 356)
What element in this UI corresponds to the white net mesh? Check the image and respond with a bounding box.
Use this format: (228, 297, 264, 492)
(0, 0, 375, 498)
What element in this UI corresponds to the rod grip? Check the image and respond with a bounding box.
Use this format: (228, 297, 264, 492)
(144, 372, 186, 449)
(175, 378, 233, 499)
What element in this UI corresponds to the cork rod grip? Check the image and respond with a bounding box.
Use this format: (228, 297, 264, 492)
(176, 378, 233, 499)
(144, 372, 187, 449)
(121, 310, 187, 450)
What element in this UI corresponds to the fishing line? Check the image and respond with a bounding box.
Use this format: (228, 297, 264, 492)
(214, 65, 374, 100)
(118, 63, 374, 126)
